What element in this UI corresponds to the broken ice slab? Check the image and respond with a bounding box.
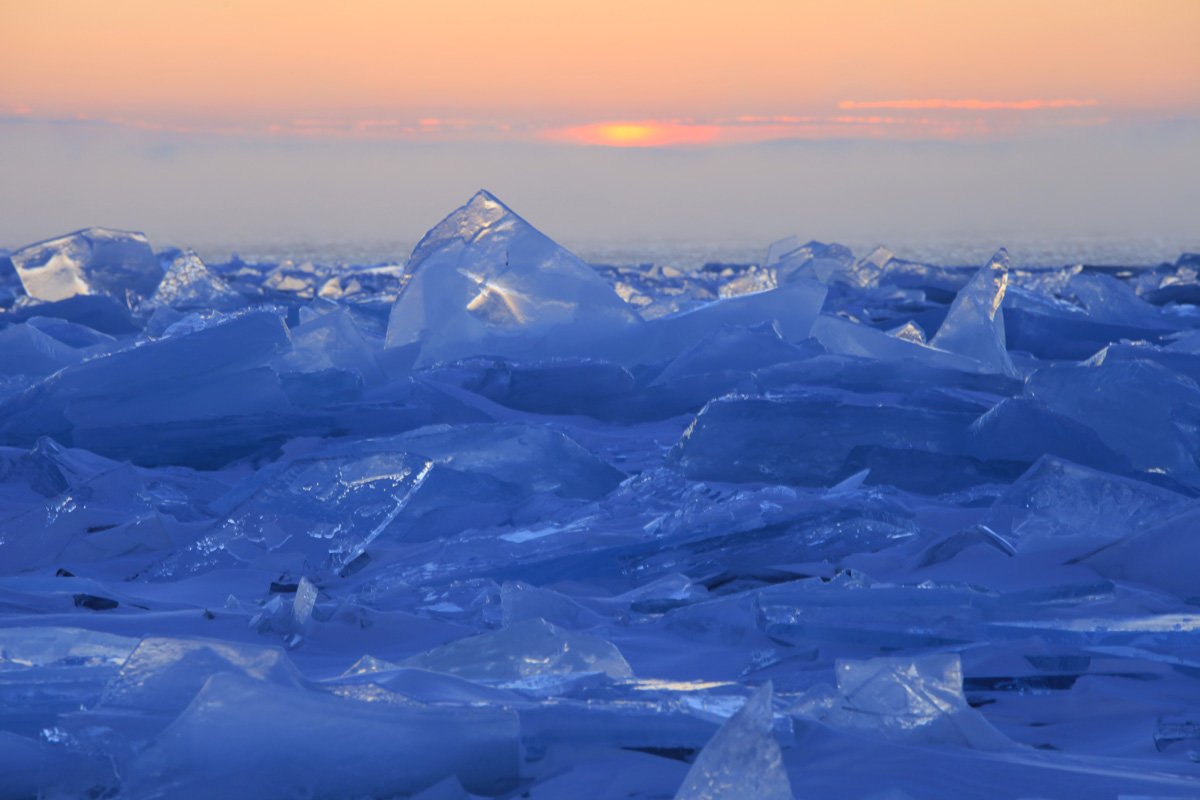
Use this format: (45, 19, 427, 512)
(368, 422, 626, 500)
(3, 292, 140, 335)
(167, 420, 619, 576)
(770, 239, 855, 286)
(431, 354, 767, 423)
(9, 228, 162, 305)
(141, 249, 243, 312)
(428, 357, 637, 417)
(756, 580, 987, 650)
(385, 190, 644, 366)
(823, 654, 1011, 750)
(124, 671, 521, 800)
(518, 747, 689, 800)
(0, 503, 183, 574)
(0, 450, 223, 572)
(1090, 341, 1200, 388)
(500, 580, 606, 629)
(1003, 285, 1173, 361)
(755, 352, 1021, 398)
(159, 448, 432, 577)
(976, 455, 1192, 557)
(291, 576, 318, 626)
(966, 398, 1134, 475)
(788, 706, 1200, 799)
(619, 573, 710, 614)
(97, 637, 303, 717)
(0, 322, 84, 377)
(410, 775, 471, 800)
(0, 625, 138, 669)
(272, 307, 385, 385)
(673, 682, 793, 800)
(0, 310, 294, 466)
(1023, 359, 1200, 487)
(985, 611, 1200, 651)
(811, 315, 1002, 374)
(0, 436, 128, 501)
(277, 421, 622, 543)
(334, 661, 524, 706)
(651, 321, 818, 385)
(57, 636, 306, 755)
(638, 278, 826, 364)
(400, 617, 634, 682)
(888, 320, 927, 343)
(0, 310, 288, 430)
(0, 627, 139, 738)
(23, 315, 117, 349)
(0, 729, 114, 800)
(515, 689, 751, 758)
(1154, 716, 1200, 756)
(1082, 505, 1200, 599)
(1067, 271, 1172, 330)
(763, 235, 804, 266)
(927, 249, 1015, 376)
(667, 388, 978, 488)
(866, 252, 978, 298)
(278, 367, 365, 408)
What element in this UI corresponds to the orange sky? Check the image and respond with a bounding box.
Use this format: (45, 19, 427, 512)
(2, 0, 1198, 145)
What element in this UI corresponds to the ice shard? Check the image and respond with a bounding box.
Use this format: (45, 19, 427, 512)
(810, 315, 991, 373)
(927, 249, 1015, 376)
(97, 637, 303, 716)
(124, 672, 521, 800)
(401, 618, 634, 681)
(668, 389, 978, 488)
(1082, 505, 1200, 598)
(640, 278, 826, 363)
(160, 447, 432, 576)
(825, 654, 1010, 749)
(765, 237, 854, 285)
(965, 398, 1133, 474)
(673, 682, 792, 800)
(976, 455, 1191, 556)
(10, 228, 162, 305)
(382, 422, 626, 500)
(0, 322, 84, 377)
(652, 321, 815, 384)
(385, 191, 643, 365)
(1023, 359, 1200, 487)
(143, 249, 243, 312)
(0, 309, 293, 466)
(272, 307, 385, 386)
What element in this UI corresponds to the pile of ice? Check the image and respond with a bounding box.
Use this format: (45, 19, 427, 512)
(1, 190, 1200, 798)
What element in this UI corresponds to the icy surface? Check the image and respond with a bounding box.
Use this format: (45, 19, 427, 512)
(1, 192, 1200, 798)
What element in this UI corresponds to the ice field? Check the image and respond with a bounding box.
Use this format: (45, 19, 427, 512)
(2, 190, 1200, 798)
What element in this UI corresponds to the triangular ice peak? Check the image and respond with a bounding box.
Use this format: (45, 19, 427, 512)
(404, 190, 510, 270)
(386, 191, 642, 365)
(673, 682, 793, 800)
(929, 248, 1015, 376)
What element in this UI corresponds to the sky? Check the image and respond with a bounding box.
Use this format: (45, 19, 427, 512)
(2, 0, 1198, 263)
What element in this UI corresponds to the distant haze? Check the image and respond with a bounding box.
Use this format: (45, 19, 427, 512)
(1, 120, 1197, 267)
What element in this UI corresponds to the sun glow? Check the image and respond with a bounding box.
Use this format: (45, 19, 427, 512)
(546, 121, 721, 147)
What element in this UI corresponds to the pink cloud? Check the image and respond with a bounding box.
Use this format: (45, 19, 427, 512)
(839, 99, 1099, 110)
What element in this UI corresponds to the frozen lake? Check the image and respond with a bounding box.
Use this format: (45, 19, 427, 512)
(1, 192, 1199, 798)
